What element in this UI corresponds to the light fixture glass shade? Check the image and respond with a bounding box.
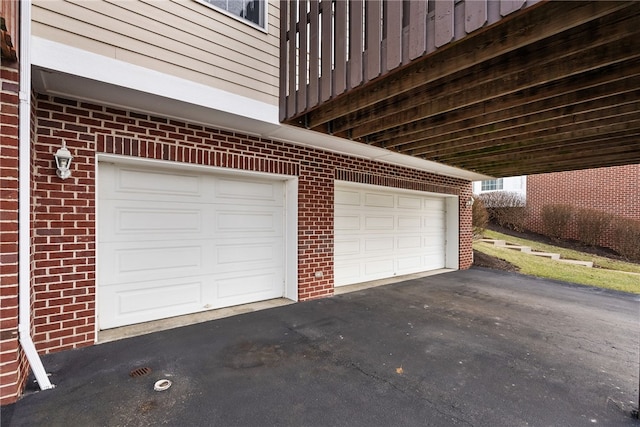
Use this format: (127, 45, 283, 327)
(54, 141, 73, 180)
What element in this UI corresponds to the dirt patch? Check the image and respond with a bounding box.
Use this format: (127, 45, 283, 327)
(473, 249, 520, 272)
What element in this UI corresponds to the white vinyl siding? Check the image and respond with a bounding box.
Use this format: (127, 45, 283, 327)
(31, 0, 280, 105)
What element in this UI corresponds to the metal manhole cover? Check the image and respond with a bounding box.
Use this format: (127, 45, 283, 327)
(129, 367, 152, 378)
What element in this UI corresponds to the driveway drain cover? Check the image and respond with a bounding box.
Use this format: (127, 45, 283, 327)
(129, 367, 152, 378)
(154, 379, 172, 391)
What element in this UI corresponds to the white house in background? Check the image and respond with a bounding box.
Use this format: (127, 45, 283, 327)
(473, 176, 527, 197)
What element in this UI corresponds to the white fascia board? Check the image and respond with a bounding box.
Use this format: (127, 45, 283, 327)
(266, 125, 489, 182)
(30, 37, 488, 182)
(268, 124, 491, 181)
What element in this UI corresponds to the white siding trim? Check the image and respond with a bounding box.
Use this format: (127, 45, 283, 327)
(31, 36, 279, 125)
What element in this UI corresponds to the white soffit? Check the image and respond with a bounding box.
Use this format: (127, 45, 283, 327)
(30, 37, 489, 182)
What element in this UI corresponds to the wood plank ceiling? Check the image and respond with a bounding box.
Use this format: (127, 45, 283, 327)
(283, 1, 640, 177)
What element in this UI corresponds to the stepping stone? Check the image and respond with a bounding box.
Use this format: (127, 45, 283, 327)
(527, 251, 561, 260)
(557, 259, 594, 268)
(478, 238, 591, 267)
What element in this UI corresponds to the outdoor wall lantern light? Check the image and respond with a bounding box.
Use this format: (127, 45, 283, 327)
(54, 140, 73, 180)
(466, 196, 475, 207)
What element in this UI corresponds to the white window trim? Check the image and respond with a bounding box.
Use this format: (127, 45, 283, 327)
(194, 0, 269, 33)
(481, 178, 504, 192)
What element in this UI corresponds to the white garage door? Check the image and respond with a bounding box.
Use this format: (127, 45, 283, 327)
(334, 182, 447, 286)
(98, 162, 285, 329)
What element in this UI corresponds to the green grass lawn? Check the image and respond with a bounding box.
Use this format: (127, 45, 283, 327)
(474, 230, 640, 294)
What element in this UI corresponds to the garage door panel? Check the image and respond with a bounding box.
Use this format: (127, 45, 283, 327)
(335, 215, 361, 231)
(334, 262, 362, 283)
(423, 243, 445, 253)
(397, 235, 422, 249)
(423, 231, 446, 240)
(216, 178, 282, 203)
(117, 281, 203, 314)
(364, 237, 394, 252)
(115, 244, 203, 275)
(99, 277, 207, 329)
(364, 192, 395, 208)
(423, 223, 445, 232)
(335, 240, 360, 259)
(424, 255, 446, 270)
(397, 195, 423, 209)
(335, 189, 361, 205)
(335, 182, 450, 286)
(102, 165, 205, 202)
(364, 216, 394, 230)
(424, 197, 445, 209)
(99, 162, 286, 330)
(364, 258, 394, 276)
(99, 241, 211, 285)
(424, 217, 446, 225)
(217, 209, 281, 234)
(116, 169, 201, 197)
(396, 255, 423, 271)
(215, 271, 283, 306)
(422, 239, 445, 253)
(397, 215, 422, 229)
(99, 203, 213, 242)
(215, 242, 283, 270)
(422, 246, 444, 255)
(117, 207, 203, 234)
(424, 215, 445, 225)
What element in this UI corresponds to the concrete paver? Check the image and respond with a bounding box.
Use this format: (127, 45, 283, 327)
(2, 268, 639, 426)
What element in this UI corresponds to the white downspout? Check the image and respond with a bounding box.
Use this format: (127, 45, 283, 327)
(18, 0, 54, 391)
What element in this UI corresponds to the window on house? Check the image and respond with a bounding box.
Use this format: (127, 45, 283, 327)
(481, 178, 504, 191)
(202, 0, 266, 29)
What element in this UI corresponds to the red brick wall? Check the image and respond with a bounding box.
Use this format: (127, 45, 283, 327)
(31, 96, 97, 355)
(0, 63, 28, 405)
(30, 94, 472, 355)
(526, 165, 640, 245)
(459, 186, 474, 268)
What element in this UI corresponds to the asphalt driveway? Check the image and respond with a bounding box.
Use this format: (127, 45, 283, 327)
(2, 268, 639, 426)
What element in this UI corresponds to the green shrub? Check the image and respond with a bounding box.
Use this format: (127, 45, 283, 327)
(574, 208, 612, 247)
(472, 195, 489, 238)
(541, 204, 573, 239)
(478, 191, 527, 231)
(611, 218, 640, 262)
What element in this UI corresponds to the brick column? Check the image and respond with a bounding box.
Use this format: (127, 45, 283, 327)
(459, 183, 474, 269)
(0, 62, 28, 405)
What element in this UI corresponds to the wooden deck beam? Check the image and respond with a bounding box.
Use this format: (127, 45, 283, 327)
(282, 1, 640, 176)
